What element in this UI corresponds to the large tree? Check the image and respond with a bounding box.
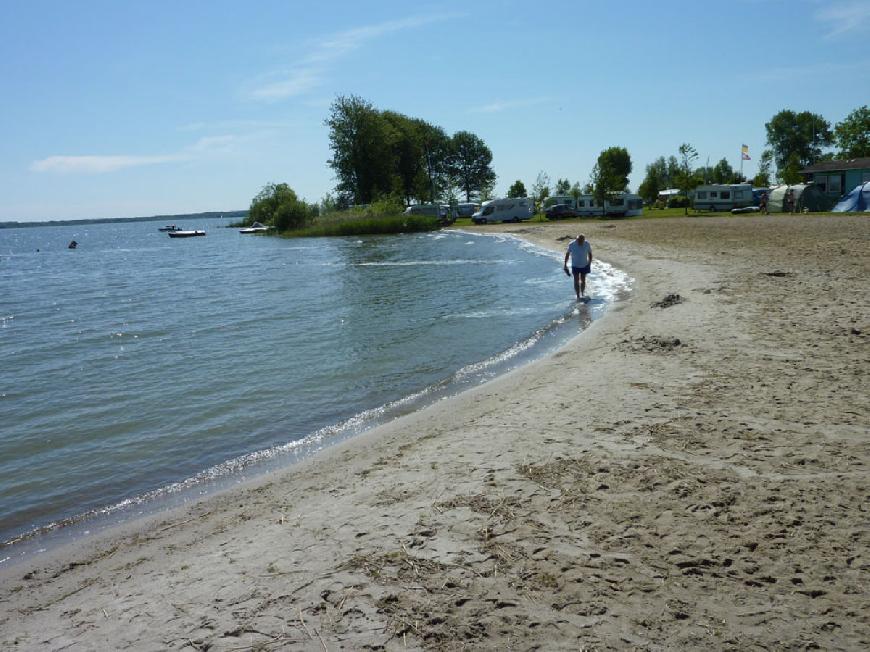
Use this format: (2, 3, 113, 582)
(381, 111, 428, 205)
(506, 179, 527, 198)
(834, 105, 870, 159)
(327, 96, 489, 207)
(638, 155, 681, 204)
(420, 122, 453, 203)
(446, 131, 496, 202)
(590, 146, 632, 215)
(326, 95, 396, 205)
(765, 109, 833, 175)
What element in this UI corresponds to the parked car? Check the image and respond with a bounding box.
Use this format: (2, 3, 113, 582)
(545, 204, 581, 220)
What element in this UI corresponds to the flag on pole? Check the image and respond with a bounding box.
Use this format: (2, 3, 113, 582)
(741, 144, 751, 160)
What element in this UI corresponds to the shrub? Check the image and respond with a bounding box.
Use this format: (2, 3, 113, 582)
(249, 182, 316, 231)
(667, 195, 690, 208)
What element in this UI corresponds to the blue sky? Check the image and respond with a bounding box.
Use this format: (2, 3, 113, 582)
(2, 0, 868, 221)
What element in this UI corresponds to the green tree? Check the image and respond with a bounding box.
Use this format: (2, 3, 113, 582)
(381, 111, 428, 205)
(479, 178, 496, 201)
(590, 146, 632, 216)
(531, 171, 551, 208)
(447, 131, 496, 202)
(834, 105, 870, 158)
(506, 180, 527, 198)
(781, 152, 803, 184)
(676, 143, 700, 215)
(326, 95, 396, 204)
(249, 183, 314, 231)
(638, 159, 663, 204)
(570, 182, 583, 203)
(554, 178, 572, 195)
(765, 109, 833, 176)
(710, 157, 740, 184)
(753, 150, 773, 187)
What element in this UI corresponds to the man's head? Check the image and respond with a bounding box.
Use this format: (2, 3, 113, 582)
(576, 234, 585, 243)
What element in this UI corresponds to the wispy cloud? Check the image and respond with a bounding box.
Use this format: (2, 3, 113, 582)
(468, 97, 551, 114)
(815, 1, 870, 37)
(249, 68, 323, 101)
(30, 154, 182, 174)
(30, 136, 237, 174)
(178, 119, 297, 132)
(247, 13, 460, 101)
(749, 59, 870, 81)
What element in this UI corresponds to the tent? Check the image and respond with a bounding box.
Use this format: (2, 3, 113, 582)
(832, 182, 870, 212)
(767, 184, 833, 212)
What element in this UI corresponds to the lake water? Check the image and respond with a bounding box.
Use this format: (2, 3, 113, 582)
(0, 219, 629, 557)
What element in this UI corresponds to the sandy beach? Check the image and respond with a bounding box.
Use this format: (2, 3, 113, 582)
(1, 215, 868, 650)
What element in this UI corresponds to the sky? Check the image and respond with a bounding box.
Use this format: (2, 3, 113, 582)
(2, 0, 869, 222)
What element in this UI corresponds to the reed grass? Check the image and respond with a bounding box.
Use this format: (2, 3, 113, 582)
(283, 212, 440, 237)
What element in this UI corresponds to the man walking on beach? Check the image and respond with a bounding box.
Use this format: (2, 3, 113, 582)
(564, 234, 593, 300)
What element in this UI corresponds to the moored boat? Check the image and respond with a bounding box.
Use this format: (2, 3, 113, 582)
(239, 221, 270, 234)
(167, 230, 206, 238)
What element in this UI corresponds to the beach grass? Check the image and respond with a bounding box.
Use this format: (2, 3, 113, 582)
(282, 212, 441, 237)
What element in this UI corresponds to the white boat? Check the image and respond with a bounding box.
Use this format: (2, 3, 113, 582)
(239, 222, 270, 234)
(167, 230, 206, 238)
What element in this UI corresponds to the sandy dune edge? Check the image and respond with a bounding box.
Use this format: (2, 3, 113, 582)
(1, 216, 868, 650)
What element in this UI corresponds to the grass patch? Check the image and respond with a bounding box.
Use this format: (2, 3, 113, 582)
(281, 212, 440, 237)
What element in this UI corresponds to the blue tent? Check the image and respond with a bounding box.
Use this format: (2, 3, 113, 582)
(832, 181, 870, 212)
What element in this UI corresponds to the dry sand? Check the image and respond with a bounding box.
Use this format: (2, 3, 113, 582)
(1, 215, 868, 650)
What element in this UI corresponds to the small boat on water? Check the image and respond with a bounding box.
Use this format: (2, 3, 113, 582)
(239, 221, 270, 234)
(158, 224, 180, 232)
(167, 230, 206, 238)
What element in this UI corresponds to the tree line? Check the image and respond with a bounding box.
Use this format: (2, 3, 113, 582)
(325, 95, 496, 207)
(635, 105, 869, 206)
(503, 146, 633, 216)
(249, 102, 867, 232)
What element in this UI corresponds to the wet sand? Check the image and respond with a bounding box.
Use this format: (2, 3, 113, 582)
(1, 215, 868, 650)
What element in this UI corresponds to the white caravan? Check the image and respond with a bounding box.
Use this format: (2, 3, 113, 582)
(574, 193, 643, 217)
(471, 197, 535, 224)
(692, 184, 754, 211)
(543, 194, 576, 209)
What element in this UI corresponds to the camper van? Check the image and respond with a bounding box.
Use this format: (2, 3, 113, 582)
(574, 193, 644, 217)
(471, 197, 534, 224)
(404, 204, 453, 219)
(403, 203, 457, 225)
(692, 184, 754, 211)
(455, 202, 480, 217)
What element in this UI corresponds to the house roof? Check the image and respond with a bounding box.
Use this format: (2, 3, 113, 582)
(801, 157, 870, 173)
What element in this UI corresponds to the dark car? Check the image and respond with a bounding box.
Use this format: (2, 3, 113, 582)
(545, 203, 581, 220)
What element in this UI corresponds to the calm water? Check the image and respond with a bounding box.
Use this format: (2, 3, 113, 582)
(0, 219, 628, 554)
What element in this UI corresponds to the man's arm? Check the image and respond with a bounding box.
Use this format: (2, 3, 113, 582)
(563, 250, 570, 269)
(587, 245, 593, 266)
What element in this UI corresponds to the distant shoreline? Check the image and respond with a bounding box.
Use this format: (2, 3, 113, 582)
(0, 210, 248, 230)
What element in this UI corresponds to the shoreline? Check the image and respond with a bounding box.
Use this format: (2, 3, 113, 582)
(1, 230, 625, 556)
(2, 216, 867, 650)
